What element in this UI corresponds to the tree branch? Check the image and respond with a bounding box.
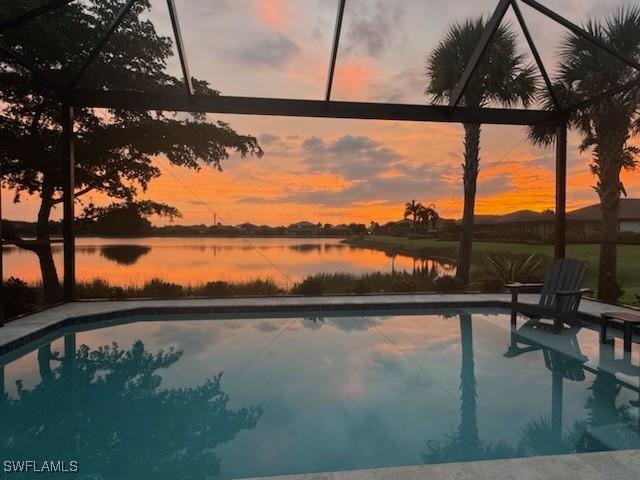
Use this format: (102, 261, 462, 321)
(2, 233, 43, 253)
(51, 185, 96, 204)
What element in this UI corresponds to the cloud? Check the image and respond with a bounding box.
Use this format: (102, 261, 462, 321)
(343, 0, 406, 57)
(301, 134, 402, 179)
(370, 67, 425, 103)
(234, 33, 300, 68)
(283, 170, 453, 208)
(253, 0, 292, 31)
(259, 133, 281, 145)
(255, 320, 281, 333)
(234, 196, 280, 204)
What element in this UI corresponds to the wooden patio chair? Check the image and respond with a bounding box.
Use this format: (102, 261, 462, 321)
(507, 258, 590, 332)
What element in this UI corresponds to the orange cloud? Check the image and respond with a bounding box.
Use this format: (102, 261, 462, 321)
(253, 0, 292, 31)
(334, 60, 374, 99)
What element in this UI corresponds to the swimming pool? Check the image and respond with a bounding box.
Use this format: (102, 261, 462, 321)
(1, 308, 639, 479)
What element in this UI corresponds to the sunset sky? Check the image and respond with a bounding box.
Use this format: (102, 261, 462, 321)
(3, 0, 640, 226)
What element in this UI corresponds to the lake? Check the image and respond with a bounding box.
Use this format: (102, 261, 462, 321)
(2, 237, 455, 287)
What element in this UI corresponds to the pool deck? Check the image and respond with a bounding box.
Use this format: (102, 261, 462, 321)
(1, 294, 639, 478)
(246, 450, 640, 480)
(1, 293, 638, 356)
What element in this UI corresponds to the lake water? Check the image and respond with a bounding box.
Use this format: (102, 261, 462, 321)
(2, 237, 455, 287)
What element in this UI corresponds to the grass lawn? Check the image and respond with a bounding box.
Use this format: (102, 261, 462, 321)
(344, 235, 640, 305)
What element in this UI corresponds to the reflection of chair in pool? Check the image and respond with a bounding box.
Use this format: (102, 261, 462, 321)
(504, 320, 588, 366)
(507, 258, 589, 332)
(504, 320, 588, 443)
(577, 340, 640, 450)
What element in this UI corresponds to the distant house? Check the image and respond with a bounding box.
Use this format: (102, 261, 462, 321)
(235, 222, 259, 234)
(567, 199, 640, 234)
(472, 199, 640, 241)
(287, 221, 319, 236)
(473, 209, 555, 241)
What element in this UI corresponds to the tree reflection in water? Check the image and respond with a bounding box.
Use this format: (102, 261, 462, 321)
(100, 245, 152, 265)
(424, 315, 640, 464)
(423, 313, 515, 463)
(0, 337, 262, 479)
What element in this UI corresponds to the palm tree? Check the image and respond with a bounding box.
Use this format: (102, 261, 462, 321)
(529, 7, 640, 303)
(427, 18, 537, 283)
(404, 200, 424, 233)
(418, 204, 440, 233)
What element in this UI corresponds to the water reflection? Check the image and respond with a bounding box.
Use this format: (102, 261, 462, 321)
(2, 237, 456, 287)
(424, 313, 515, 463)
(2, 312, 638, 478)
(503, 319, 640, 454)
(100, 245, 151, 265)
(0, 335, 262, 479)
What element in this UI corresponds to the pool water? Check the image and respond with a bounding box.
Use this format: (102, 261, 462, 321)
(1, 310, 639, 479)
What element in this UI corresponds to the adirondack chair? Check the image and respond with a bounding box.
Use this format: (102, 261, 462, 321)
(506, 258, 589, 332)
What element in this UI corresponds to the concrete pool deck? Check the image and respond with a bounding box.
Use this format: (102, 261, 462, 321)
(246, 450, 640, 480)
(1, 294, 639, 479)
(1, 293, 639, 356)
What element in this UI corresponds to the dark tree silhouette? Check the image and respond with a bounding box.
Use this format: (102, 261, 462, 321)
(0, 0, 262, 301)
(0, 338, 262, 479)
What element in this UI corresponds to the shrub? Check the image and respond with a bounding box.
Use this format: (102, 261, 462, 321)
(76, 278, 126, 299)
(2, 277, 38, 318)
(292, 275, 328, 295)
(199, 280, 233, 296)
(483, 253, 545, 284)
(197, 279, 281, 296)
(433, 275, 465, 292)
(140, 279, 185, 298)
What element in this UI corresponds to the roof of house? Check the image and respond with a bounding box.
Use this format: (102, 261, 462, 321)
(288, 221, 318, 229)
(472, 199, 639, 225)
(567, 199, 640, 221)
(474, 209, 554, 225)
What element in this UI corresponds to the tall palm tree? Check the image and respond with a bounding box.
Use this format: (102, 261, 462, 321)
(427, 18, 537, 283)
(404, 200, 424, 233)
(529, 7, 640, 303)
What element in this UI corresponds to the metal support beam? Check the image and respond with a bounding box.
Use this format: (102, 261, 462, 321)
(449, 0, 511, 107)
(0, 0, 76, 33)
(325, 0, 346, 101)
(62, 103, 75, 302)
(166, 0, 193, 96)
(555, 119, 567, 259)
(510, 0, 560, 110)
(521, 0, 640, 72)
(71, 89, 561, 126)
(69, 0, 138, 87)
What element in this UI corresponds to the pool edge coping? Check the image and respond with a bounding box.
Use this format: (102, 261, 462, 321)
(0, 293, 632, 357)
